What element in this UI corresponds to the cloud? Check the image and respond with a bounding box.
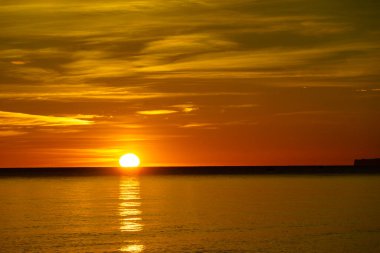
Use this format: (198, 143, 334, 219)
(137, 110, 178, 115)
(141, 34, 236, 55)
(0, 84, 159, 101)
(0, 0, 367, 85)
(137, 42, 380, 79)
(0, 1, 187, 13)
(181, 120, 257, 129)
(67, 114, 103, 120)
(11, 61, 27, 65)
(62, 50, 135, 81)
(171, 104, 199, 113)
(0, 84, 255, 102)
(223, 104, 258, 108)
(0, 111, 94, 127)
(0, 130, 26, 137)
(181, 123, 214, 128)
(0, 0, 377, 90)
(275, 111, 338, 117)
(59, 33, 235, 82)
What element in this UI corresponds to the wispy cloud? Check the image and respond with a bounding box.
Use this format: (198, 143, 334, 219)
(0, 130, 26, 137)
(275, 111, 338, 117)
(66, 114, 103, 120)
(137, 110, 178, 115)
(1, 0, 373, 84)
(0, 111, 94, 127)
(181, 123, 214, 128)
(171, 104, 199, 113)
(0, 84, 255, 101)
(141, 34, 236, 55)
(181, 120, 257, 129)
(137, 42, 380, 79)
(10, 60, 27, 65)
(223, 104, 258, 108)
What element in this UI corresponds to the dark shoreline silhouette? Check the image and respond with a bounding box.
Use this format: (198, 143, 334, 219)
(354, 158, 380, 167)
(0, 166, 379, 177)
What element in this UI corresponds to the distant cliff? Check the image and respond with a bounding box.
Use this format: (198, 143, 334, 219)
(354, 158, 380, 167)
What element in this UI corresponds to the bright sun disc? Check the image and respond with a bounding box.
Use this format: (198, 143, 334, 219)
(119, 153, 140, 168)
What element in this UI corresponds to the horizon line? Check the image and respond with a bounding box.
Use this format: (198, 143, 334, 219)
(0, 164, 356, 169)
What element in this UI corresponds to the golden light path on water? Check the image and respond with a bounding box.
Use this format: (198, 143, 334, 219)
(119, 177, 144, 252)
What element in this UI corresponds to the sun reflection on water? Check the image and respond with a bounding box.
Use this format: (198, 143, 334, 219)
(119, 177, 144, 252)
(120, 243, 145, 253)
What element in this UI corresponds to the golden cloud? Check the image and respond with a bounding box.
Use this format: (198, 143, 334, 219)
(0, 111, 94, 127)
(137, 110, 178, 115)
(0, 130, 26, 137)
(11, 60, 27, 65)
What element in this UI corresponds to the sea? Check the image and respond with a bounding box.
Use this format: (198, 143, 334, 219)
(0, 173, 380, 252)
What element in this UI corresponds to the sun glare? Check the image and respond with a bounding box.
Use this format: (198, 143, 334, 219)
(119, 153, 141, 168)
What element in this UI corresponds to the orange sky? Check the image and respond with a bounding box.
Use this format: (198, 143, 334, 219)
(0, 0, 379, 167)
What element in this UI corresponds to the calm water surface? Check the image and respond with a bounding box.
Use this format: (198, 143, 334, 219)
(0, 175, 380, 252)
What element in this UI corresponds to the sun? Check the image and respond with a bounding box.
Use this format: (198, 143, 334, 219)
(119, 153, 141, 168)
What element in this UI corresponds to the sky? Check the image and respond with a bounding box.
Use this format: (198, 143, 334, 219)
(0, 0, 379, 167)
